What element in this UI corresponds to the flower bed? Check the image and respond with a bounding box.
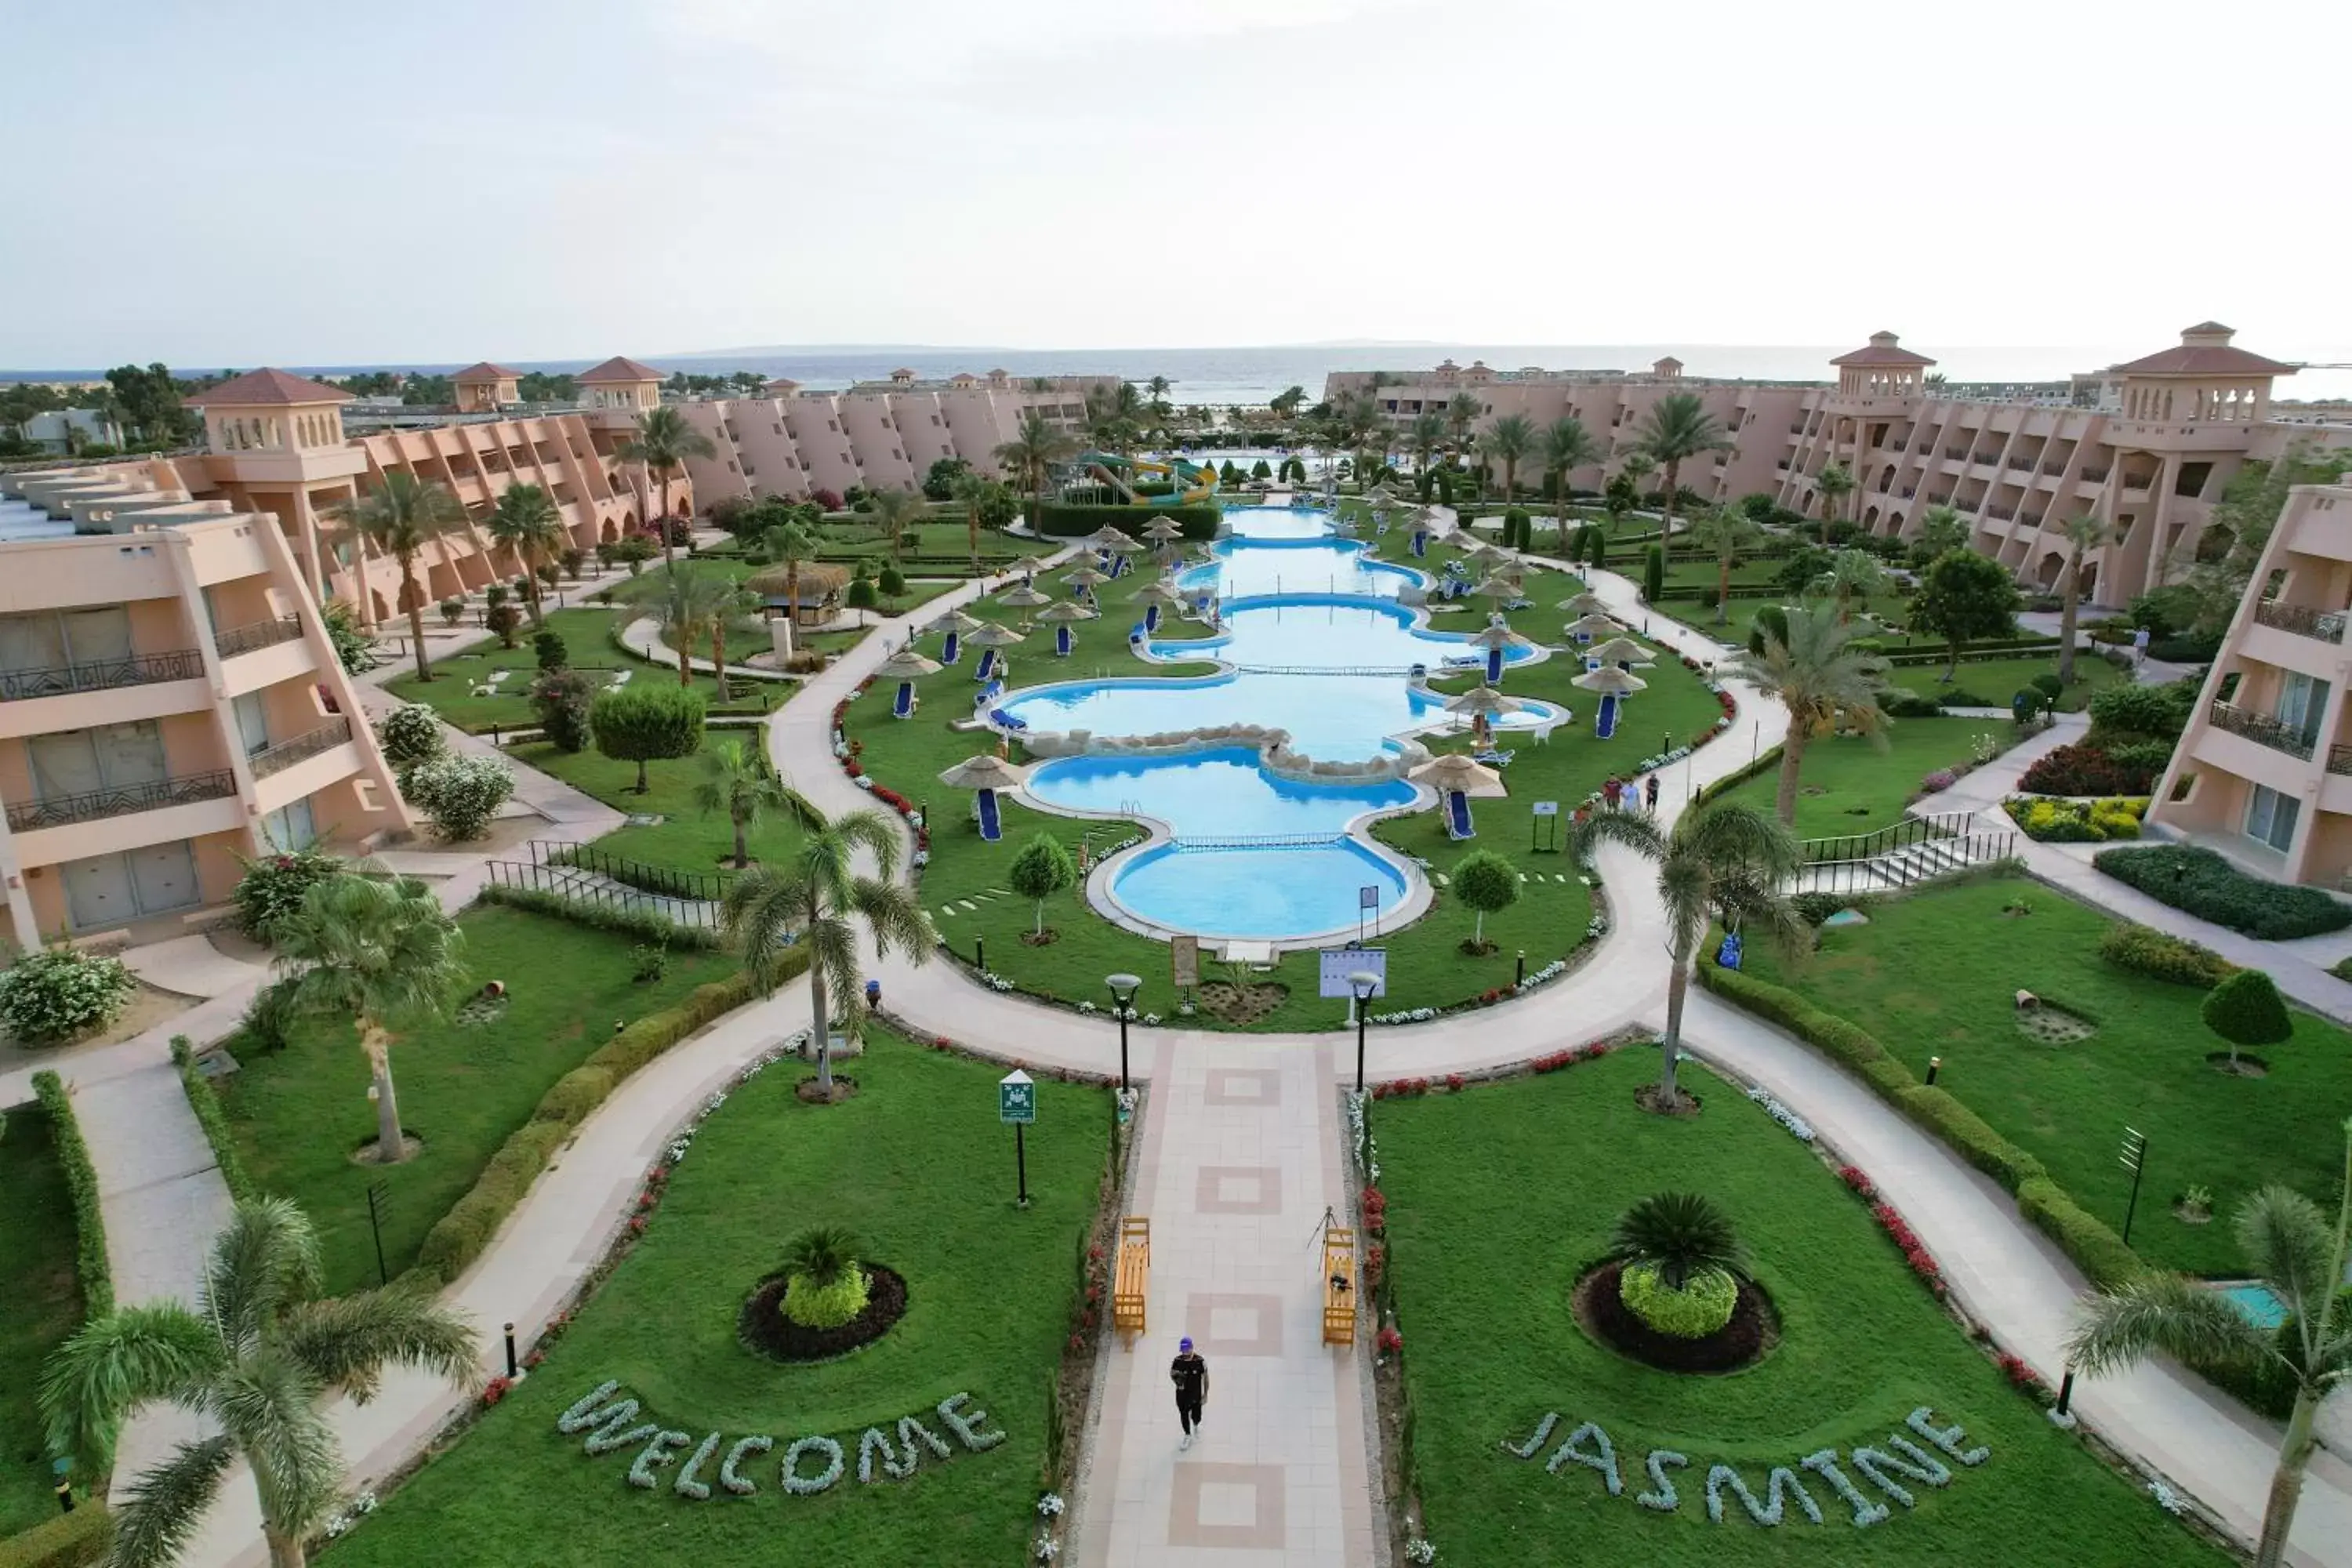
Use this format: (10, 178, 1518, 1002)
(2018, 742, 2160, 797)
(2003, 795, 2147, 843)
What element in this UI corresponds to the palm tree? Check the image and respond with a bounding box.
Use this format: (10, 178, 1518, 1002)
(949, 469, 996, 570)
(1484, 414, 1536, 505)
(1083, 382, 1146, 455)
(1811, 546, 1889, 622)
(615, 406, 716, 571)
(1269, 385, 1307, 422)
(2056, 513, 2117, 685)
(1724, 604, 1893, 826)
(1145, 374, 1172, 426)
(1611, 1192, 1749, 1289)
(864, 486, 924, 562)
(721, 807, 934, 1098)
(1911, 503, 1969, 564)
(1407, 410, 1447, 476)
(1444, 392, 1483, 450)
(631, 561, 739, 692)
(1635, 394, 1731, 538)
(38, 1199, 478, 1568)
(763, 521, 819, 655)
(2067, 1132, 2352, 1568)
(1814, 462, 1857, 533)
(993, 412, 1077, 530)
(330, 472, 468, 683)
(1685, 504, 1765, 624)
(274, 874, 466, 1166)
(1570, 803, 1806, 1111)
(695, 737, 818, 868)
(485, 482, 565, 629)
(1540, 416, 1602, 541)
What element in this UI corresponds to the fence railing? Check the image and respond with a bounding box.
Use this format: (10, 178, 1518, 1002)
(1798, 811, 1980, 866)
(2209, 700, 2315, 760)
(214, 615, 306, 660)
(1171, 831, 1348, 850)
(6, 768, 238, 831)
(488, 856, 725, 931)
(2252, 600, 2348, 644)
(528, 839, 735, 903)
(1793, 811, 2016, 895)
(2328, 744, 2352, 778)
(0, 648, 205, 702)
(251, 717, 352, 779)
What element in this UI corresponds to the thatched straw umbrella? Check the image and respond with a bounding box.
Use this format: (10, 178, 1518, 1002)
(1574, 662, 1646, 739)
(962, 619, 1025, 682)
(1131, 576, 1187, 633)
(1141, 516, 1186, 541)
(924, 607, 982, 664)
(938, 753, 1029, 841)
(1588, 635, 1650, 667)
(1034, 598, 1098, 655)
(997, 583, 1053, 609)
(1444, 684, 1527, 719)
(1085, 526, 1143, 554)
(1062, 564, 1112, 592)
(1462, 612, 1533, 684)
(1408, 751, 1508, 798)
(877, 644, 942, 716)
(1558, 590, 1613, 617)
(1563, 612, 1626, 643)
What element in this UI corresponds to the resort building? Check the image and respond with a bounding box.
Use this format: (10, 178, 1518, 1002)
(1330, 324, 2341, 605)
(2148, 470, 2352, 887)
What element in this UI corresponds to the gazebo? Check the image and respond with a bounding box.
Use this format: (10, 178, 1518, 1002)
(876, 645, 942, 718)
(748, 561, 851, 626)
(1573, 665, 1647, 739)
(938, 753, 1031, 843)
(1034, 599, 1098, 656)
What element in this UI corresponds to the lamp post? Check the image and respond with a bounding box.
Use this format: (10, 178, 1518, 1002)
(1349, 969, 1381, 1093)
(1106, 972, 1141, 1091)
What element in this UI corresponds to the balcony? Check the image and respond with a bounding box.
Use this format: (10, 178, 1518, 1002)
(2082, 467, 2111, 483)
(250, 717, 354, 779)
(2208, 701, 2314, 760)
(2252, 601, 2349, 644)
(0, 649, 205, 703)
(2331, 745, 2352, 777)
(214, 615, 305, 660)
(6, 768, 238, 832)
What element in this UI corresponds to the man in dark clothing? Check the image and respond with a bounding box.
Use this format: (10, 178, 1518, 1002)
(1644, 774, 1661, 813)
(1171, 1336, 1210, 1450)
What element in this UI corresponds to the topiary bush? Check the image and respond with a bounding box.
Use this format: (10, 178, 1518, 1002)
(591, 682, 706, 792)
(1617, 1261, 1737, 1339)
(531, 667, 597, 753)
(2096, 923, 2236, 988)
(0, 947, 136, 1044)
(2202, 968, 2293, 1069)
(780, 1225, 870, 1329)
(2096, 844, 2352, 939)
(532, 628, 568, 670)
(374, 703, 447, 768)
(401, 753, 517, 841)
(231, 846, 345, 943)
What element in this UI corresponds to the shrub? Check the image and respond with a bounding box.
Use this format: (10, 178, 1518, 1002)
(1450, 848, 1521, 947)
(1642, 543, 1666, 603)
(781, 1225, 870, 1328)
(2003, 795, 2147, 843)
(1610, 1192, 1746, 1288)
(877, 564, 907, 598)
(2018, 742, 2158, 797)
(238, 974, 303, 1052)
(1891, 1085, 2045, 1192)
(374, 703, 447, 768)
(2088, 681, 2195, 742)
(591, 682, 706, 792)
(2097, 922, 2236, 988)
(231, 845, 344, 942)
(2106, 739, 2177, 779)
(0, 947, 135, 1044)
(437, 596, 465, 627)
(532, 628, 569, 670)
(475, 882, 721, 949)
(2203, 968, 2292, 1068)
(170, 1035, 255, 1201)
(401, 753, 517, 841)
(0, 1499, 114, 1567)
(485, 602, 522, 648)
(2016, 1177, 2144, 1291)
(2029, 672, 2063, 701)
(2096, 844, 2352, 939)
(31, 1070, 111, 1317)
(1618, 1261, 1737, 1338)
(531, 667, 598, 753)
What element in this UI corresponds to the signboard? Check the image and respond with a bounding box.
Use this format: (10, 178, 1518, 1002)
(998, 1069, 1036, 1125)
(1532, 801, 1560, 817)
(1171, 934, 1200, 991)
(1319, 947, 1388, 1000)
(1359, 884, 1381, 911)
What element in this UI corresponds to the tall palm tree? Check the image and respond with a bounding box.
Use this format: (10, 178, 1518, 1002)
(949, 469, 996, 571)
(1540, 416, 1602, 541)
(274, 874, 466, 1166)
(1407, 410, 1447, 475)
(1814, 462, 1857, 533)
(1571, 803, 1806, 1111)
(1269, 385, 1307, 422)
(2056, 513, 2117, 685)
(1635, 393, 1732, 538)
(1723, 604, 1893, 826)
(1083, 382, 1146, 455)
(1811, 546, 1889, 622)
(615, 406, 716, 570)
(1484, 414, 1536, 505)
(993, 411, 1077, 529)
(720, 806, 935, 1098)
(1443, 392, 1483, 450)
(1685, 504, 1765, 624)
(695, 736, 819, 868)
(763, 521, 819, 656)
(864, 486, 924, 562)
(330, 472, 468, 684)
(38, 1199, 478, 1568)
(630, 561, 740, 692)
(2067, 1133, 2352, 1568)
(1910, 503, 1970, 566)
(485, 482, 565, 629)
(1145, 375, 1172, 426)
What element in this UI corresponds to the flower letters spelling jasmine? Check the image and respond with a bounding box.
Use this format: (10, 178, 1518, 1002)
(1500, 1406, 1988, 1529)
(556, 1384, 1005, 1499)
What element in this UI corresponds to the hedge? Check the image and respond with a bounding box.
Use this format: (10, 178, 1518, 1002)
(477, 881, 723, 950)
(2015, 1178, 2145, 1291)
(2096, 922, 2236, 989)
(31, 1071, 111, 1318)
(1693, 745, 1783, 807)
(2095, 844, 2352, 940)
(169, 1035, 256, 1202)
(408, 957, 799, 1285)
(0, 1504, 112, 1568)
(1035, 503, 1220, 542)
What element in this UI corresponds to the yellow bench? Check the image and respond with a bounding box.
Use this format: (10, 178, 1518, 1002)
(1323, 1225, 1357, 1346)
(1112, 1216, 1150, 1343)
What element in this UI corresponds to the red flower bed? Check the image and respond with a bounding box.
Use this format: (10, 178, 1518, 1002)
(2019, 742, 2158, 797)
(1376, 1324, 1403, 1354)
(482, 1374, 515, 1407)
(1838, 1164, 1876, 1199)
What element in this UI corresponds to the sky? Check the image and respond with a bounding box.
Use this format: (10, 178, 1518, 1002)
(5, 0, 2349, 369)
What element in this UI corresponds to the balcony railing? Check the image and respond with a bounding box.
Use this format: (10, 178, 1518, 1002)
(2252, 601, 2349, 644)
(2082, 466, 2111, 483)
(2208, 701, 2315, 760)
(6, 768, 238, 832)
(2329, 744, 2352, 777)
(0, 649, 205, 702)
(214, 615, 305, 660)
(250, 717, 354, 779)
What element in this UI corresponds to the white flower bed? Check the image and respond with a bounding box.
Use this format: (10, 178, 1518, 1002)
(1346, 1090, 1381, 1184)
(1037, 1492, 1066, 1518)
(1744, 1085, 1815, 1142)
(320, 1490, 378, 1540)
(978, 971, 1016, 992)
(662, 1036, 809, 1165)
(1404, 1538, 1437, 1563)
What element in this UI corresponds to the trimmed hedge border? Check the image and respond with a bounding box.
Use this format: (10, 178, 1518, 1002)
(30, 1070, 111, 1319)
(169, 1034, 256, 1202)
(0, 1504, 112, 1568)
(1693, 744, 1781, 806)
(476, 881, 723, 950)
(2095, 844, 2352, 941)
(407, 955, 803, 1286)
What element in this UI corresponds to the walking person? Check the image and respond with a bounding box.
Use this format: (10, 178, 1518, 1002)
(1644, 773, 1661, 813)
(1602, 775, 1623, 813)
(1171, 1336, 1210, 1450)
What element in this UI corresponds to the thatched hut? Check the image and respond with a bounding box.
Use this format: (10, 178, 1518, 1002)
(748, 561, 851, 624)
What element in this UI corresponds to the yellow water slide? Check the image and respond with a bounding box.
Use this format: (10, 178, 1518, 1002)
(1135, 457, 1218, 504)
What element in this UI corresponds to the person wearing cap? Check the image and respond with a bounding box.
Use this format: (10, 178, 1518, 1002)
(1170, 1336, 1210, 1450)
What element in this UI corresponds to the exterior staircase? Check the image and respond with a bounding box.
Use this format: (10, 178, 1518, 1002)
(1791, 811, 2017, 898)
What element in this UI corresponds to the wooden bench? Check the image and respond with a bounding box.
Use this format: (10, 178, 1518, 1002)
(1322, 1225, 1358, 1346)
(1112, 1217, 1150, 1344)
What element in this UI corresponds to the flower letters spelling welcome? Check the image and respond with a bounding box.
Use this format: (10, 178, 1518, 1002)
(557, 1382, 1006, 1499)
(1501, 1406, 1990, 1529)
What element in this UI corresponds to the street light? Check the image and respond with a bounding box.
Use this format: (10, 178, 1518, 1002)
(1106, 972, 1142, 1090)
(1349, 969, 1381, 1093)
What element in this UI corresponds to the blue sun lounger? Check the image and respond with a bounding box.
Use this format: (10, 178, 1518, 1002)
(975, 647, 996, 682)
(892, 681, 913, 718)
(976, 788, 1004, 842)
(989, 709, 1029, 732)
(1445, 789, 1475, 840)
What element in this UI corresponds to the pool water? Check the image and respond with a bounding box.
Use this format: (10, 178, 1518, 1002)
(2217, 1282, 2287, 1330)
(1111, 839, 1411, 939)
(1026, 747, 1414, 838)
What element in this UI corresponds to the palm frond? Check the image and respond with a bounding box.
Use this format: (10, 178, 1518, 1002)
(277, 1288, 482, 1405)
(38, 1303, 221, 1469)
(828, 808, 905, 883)
(207, 1350, 343, 1541)
(106, 1433, 238, 1568)
(2234, 1185, 2338, 1326)
(722, 866, 818, 993)
(2067, 1272, 2274, 1376)
(1567, 809, 1666, 863)
(201, 1196, 324, 1351)
(850, 875, 936, 961)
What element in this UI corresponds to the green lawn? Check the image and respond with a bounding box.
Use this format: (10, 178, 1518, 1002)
(0, 1103, 87, 1532)
(218, 907, 731, 1294)
(386, 605, 766, 735)
(325, 1029, 1106, 1568)
(1882, 655, 2119, 713)
(1739, 876, 2352, 1276)
(1719, 718, 2009, 838)
(510, 739, 803, 887)
(1377, 1049, 2222, 1566)
(848, 539, 1726, 1028)
(815, 518, 1033, 572)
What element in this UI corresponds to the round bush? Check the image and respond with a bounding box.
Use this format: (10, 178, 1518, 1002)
(782, 1265, 870, 1330)
(375, 704, 446, 768)
(0, 947, 136, 1044)
(232, 847, 344, 944)
(402, 753, 517, 841)
(1618, 1261, 1737, 1339)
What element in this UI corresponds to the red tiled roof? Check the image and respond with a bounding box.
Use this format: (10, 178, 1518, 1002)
(187, 367, 353, 407)
(452, 361, 523, 381)
(577, 356, 666, 384)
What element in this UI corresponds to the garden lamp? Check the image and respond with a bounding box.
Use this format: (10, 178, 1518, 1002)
(1349, 969, 1381, 1092)
(1106, 971, 1142, 1090)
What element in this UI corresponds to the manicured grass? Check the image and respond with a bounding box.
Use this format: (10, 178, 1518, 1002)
(511, 738, 806, 885)
(325, 1029, 1107, 1568)
(387, 605, 762, 735)
(1738, 876, 2352, 1276)
(815, 518, 1033, 571)
(217, 907, 731, 1295)
(1377, 1049, 2223, 1566)
(0, 1103, 87, 1533)
(1719, 717, 2009, 838)
(1882, 655, 2119, 713)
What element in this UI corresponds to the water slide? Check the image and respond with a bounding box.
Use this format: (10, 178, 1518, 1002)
(1076, 452, 1219, 506)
